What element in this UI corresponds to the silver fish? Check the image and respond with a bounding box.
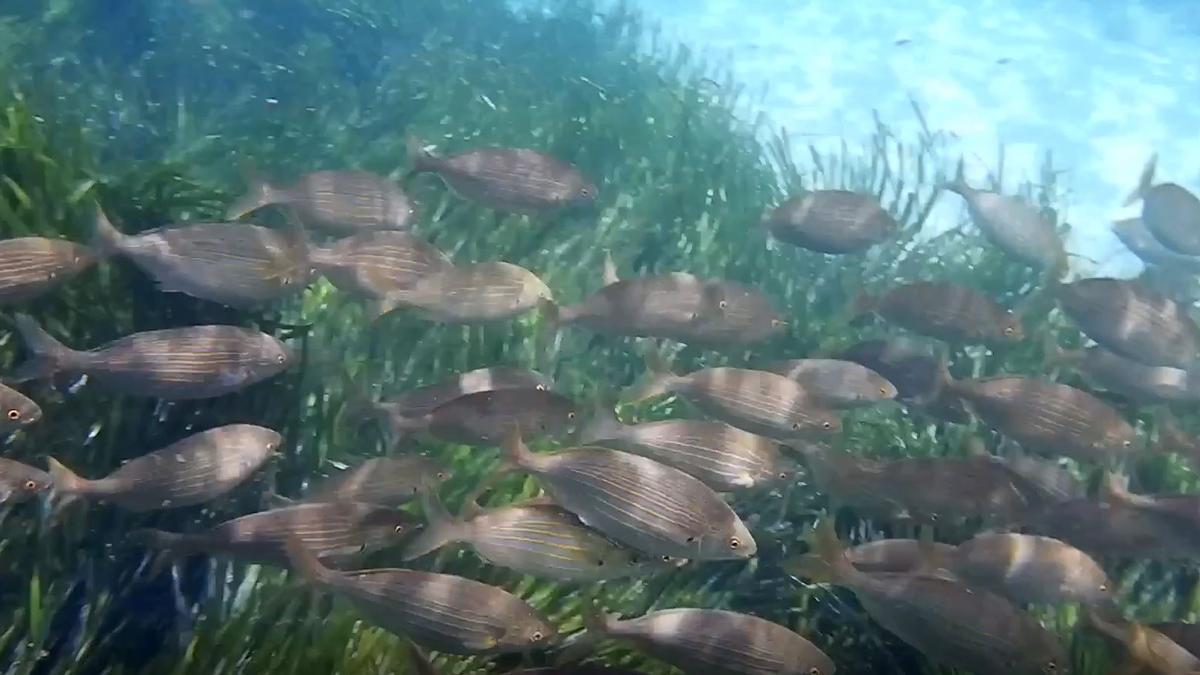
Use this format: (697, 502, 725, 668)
(304, 456, 449, 506)
(11, 315, 292, 400)
(0, 458, 53, 505)
(384, 388, 579, 446)
(947, 533, 1111, 606)
(376, 261, 553, 322)
(944, 179, 1066, 273)
(1125, 154, 1200, 256)
(227, 170, 418, 233)
(846, 538, 958, 574)
(45, 424, 279, 511)
(308, 230, 450, 301)
(378, 366, 553, 419)
(1112, 217, 1200, 273)
(501, 430, 755, 560)
(0, 383, 41, 434)
(286, 538, 557, 655)
(764, 359, 897, 409)
(0, 237, 98, 304)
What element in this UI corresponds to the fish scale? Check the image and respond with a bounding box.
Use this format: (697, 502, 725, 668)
(0, 238, 98, 304)
(1057, 277, 1200, 368)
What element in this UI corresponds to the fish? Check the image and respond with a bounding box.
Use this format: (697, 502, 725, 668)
(853, 281, 1024, 344)
(403, 493, 678, 582)
(44, 424, 280, 511)
(1017, 494, 1200, 559)
(565, 603, 836, 675)
(1124, 154, 1200, 256)
(9, 315, 292, 400)
(945, 533, 1111, 606)
(1147, 624, 1200, 662)
(622, 365, 841, 440)
(407, 137, 596, 212)
(791, 520, 1066, 675)
(946, 375, 1138, 462)
(1086, 607, 1200, 675)
(546, 258, 784, 346)
(285, 538, 557, 655)
(0, 383, 41, 434)
(382, 388, 578, 446)
(92, 208, 312, 309)
(763, 189, 898, 254)
(944, 179, 1066, 274)
(836, 337, 970, 422)
(375, 261, 553, 322)
(845, 538, 958, 574)
(226, 170, 418, 233)
(0, 237, 98, 304)
(1055, 277, 1200, 369)
(1060, 345, 1200, 403)
(1112, 217, 1200, 273)
(578, 405, 797, 491)
(308, 230, 450, 302)
(500, 429, 756, 560)
(372, 366, 553, 419)
(763, 359, 897, 409)
(304, 456, 449, 506)
(128, 501, 418, 567)
(0, 458, 53, 505)
(1101, 472, 1200, 533)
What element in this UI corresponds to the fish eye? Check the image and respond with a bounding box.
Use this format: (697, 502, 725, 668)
(435, 471, 447, 480)
(660, 555, 671, 563)
(530, 631, 545, 642)
(1099, 583, 1109, 592)
(718, 299, 728, 309)
(810, 669, 822, 675)
(729, 537, 740, 549)
(595, 558, 605, 567)
(567, 411, 576, 420)
(879, 387, 888, 395)
(778, 471, 789, 480)
(23, 480, 37, 491)
(6, 409, 19, 420)
(275, 354, 286, 364)
(822, 421, 833, 429)
(394, 524, 406, 534)
(686, 536, 696, 543)
(1003, 326, 1014, 335)
(1046, 662, 1057, 672)
(791, 422, 802, 431)
(1122, 439, 1132, 447)
(578, 187, 591, 198)
(535, 384, 546, 391)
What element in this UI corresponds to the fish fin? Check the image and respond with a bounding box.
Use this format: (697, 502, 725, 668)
(10, 314, 80, 381)
(225, 175, 278, 220)
(45, 456, 89, 497)
(536, 298, 561, 374)
(555, 594, 611, 666)
(619, 344, 678, 404)
(939, 161, 970, 196)
(913, 526, 952, 575)
(402, 492, 467, 561)
(499, 425, 535, 473)
(1123, 154, 1158, 207)
(847, 290, 878, 324)
(578, 400, 625, 445)
(260, 489, 296, 509)
(404, 135, 438, 178)
(368, 293, 406, 322)
(600, 250, 619, 286)
(127, 529, 194, 576)
(406, 641, 439, 675)
(786, 518, 857, 584)
(89, 205, 127, 257)
(283, 536, 337, 586)
(1100, 471, 1134, 504)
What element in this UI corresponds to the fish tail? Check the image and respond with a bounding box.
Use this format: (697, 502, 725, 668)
(405, 640, 439, 675)
(225, 176, 278, 220)
(404, 135, 438, 177)
(620, 345, 678, 404)
(402, 492, 468, 561)
(1122, 153, 1157, 207)
(939, 161, 970, 196)
(577, 401, 624, 445)
(536, 298, 562, 373)
(11, 314, 83, 382)
(499, 425, 535, 472)
(787, 518, 857, 585)
(45, 456, 91, 497)
(126, 528, 199, 575)
(1100, 471, 1134, 504)
(284, 536, 337, 586)
(89, 206, 127, 258)
(555, 594, 611, 666)
(600, 249, 620, 286)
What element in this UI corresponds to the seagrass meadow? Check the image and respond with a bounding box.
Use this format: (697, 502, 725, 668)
(2, 1, 1200, 674)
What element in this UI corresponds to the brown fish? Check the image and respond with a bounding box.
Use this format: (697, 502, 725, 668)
(0, 237, 98, 304)
(227, 170, 418, 233)
(946, 533, 1111, 606)
(0, 458, 53, 505)
(622, 366, 840, 440)
(1101, 472, 1200, 533)
(308, 231, 450, 303)
(764, 189, 897, 254)
(407, 137, 596, 212)
(0, 383, 41, 434)
(501, 430, 756, 560)
(836, 337, 970, 422)
(946, 375, 1138, 462)
(376, 366, 553, 419)
(566, 604, 836, 675)
(944, 179, 1066, 273)
(579, 405, 797, 491)
(845, 538, 958, 574)
(1125, 154, 1200, 256)
(128, 501, 417, 567)
(1065, 345, 1200, 403)
(10, 315, 292, 400)
(305, 456, 449, 506)
(92, 209, 312, 309)
(1148, 624, 1200, 662)
(792, 520, 1066, 675)
(853, 281, 1024, 344)
(45, 424, 279, 511)
(764, 359, 897, 409)
(1087, 608, 1200, 675)
(285, 538, 557, 655)
(382, 388, 578, 446)
(376, 261, 553, 322)
(1018, 495, 1200, 559)
(1055, 277, 1200, 369)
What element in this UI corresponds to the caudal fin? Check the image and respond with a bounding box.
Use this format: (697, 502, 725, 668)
(225, 177, 278, 221)
(45, 456, 91, 497)
(786, 518, 858, 585)
(555, 594, 612, 666)
(404, 136, 438, 179)
(90, 206, 128, 257)
(537, 298, 562, 374)
(284, 536, 337, 586)
(406, 641, 439, 675)
(499, 425, 536, 473)
(10, 314, 80, 382)
(619, 346, 679, 404)
(401, 492, 468, 561)
(1123, 154, 1158, 207)
(577, 401, 626, 445)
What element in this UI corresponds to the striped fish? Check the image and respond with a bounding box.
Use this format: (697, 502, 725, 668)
(378, 366, 553, 419)
(1056, 276, 1200, 368)
(286, 538, 557, 655)
(1073, 345, 1200, 403)
(566, 605, 835, 675)
(10, 314, 292, 400)
(128, 501, 417, 566)
(854, 281, 1024, 345)
(309, 230, 449, 301)
(45, 424, 279, 511)
(949, 533, 1111, 606)
(764, 358, 897, 409)
(764, 189, 897, 254)
(622, 366, 840, 439)
(948, 375, 1138, 461)
(578, 405, 796, 491)
(501, 430, 755, 560)
(0, 237, 98, 304)
(376, 261, 553, 322)
(386, 388, 578, 446)
(226, 170, 418, 233)
(403, 493, 681, 581)
(305, 456, 449, 506)
(0, 458, 52, 505)
(92, 209, 311, 309)
(0, 383, 41, 434)
(845, 539, 958, 574)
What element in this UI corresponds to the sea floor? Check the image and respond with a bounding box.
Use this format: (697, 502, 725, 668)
(628, 0, 1200, 275)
